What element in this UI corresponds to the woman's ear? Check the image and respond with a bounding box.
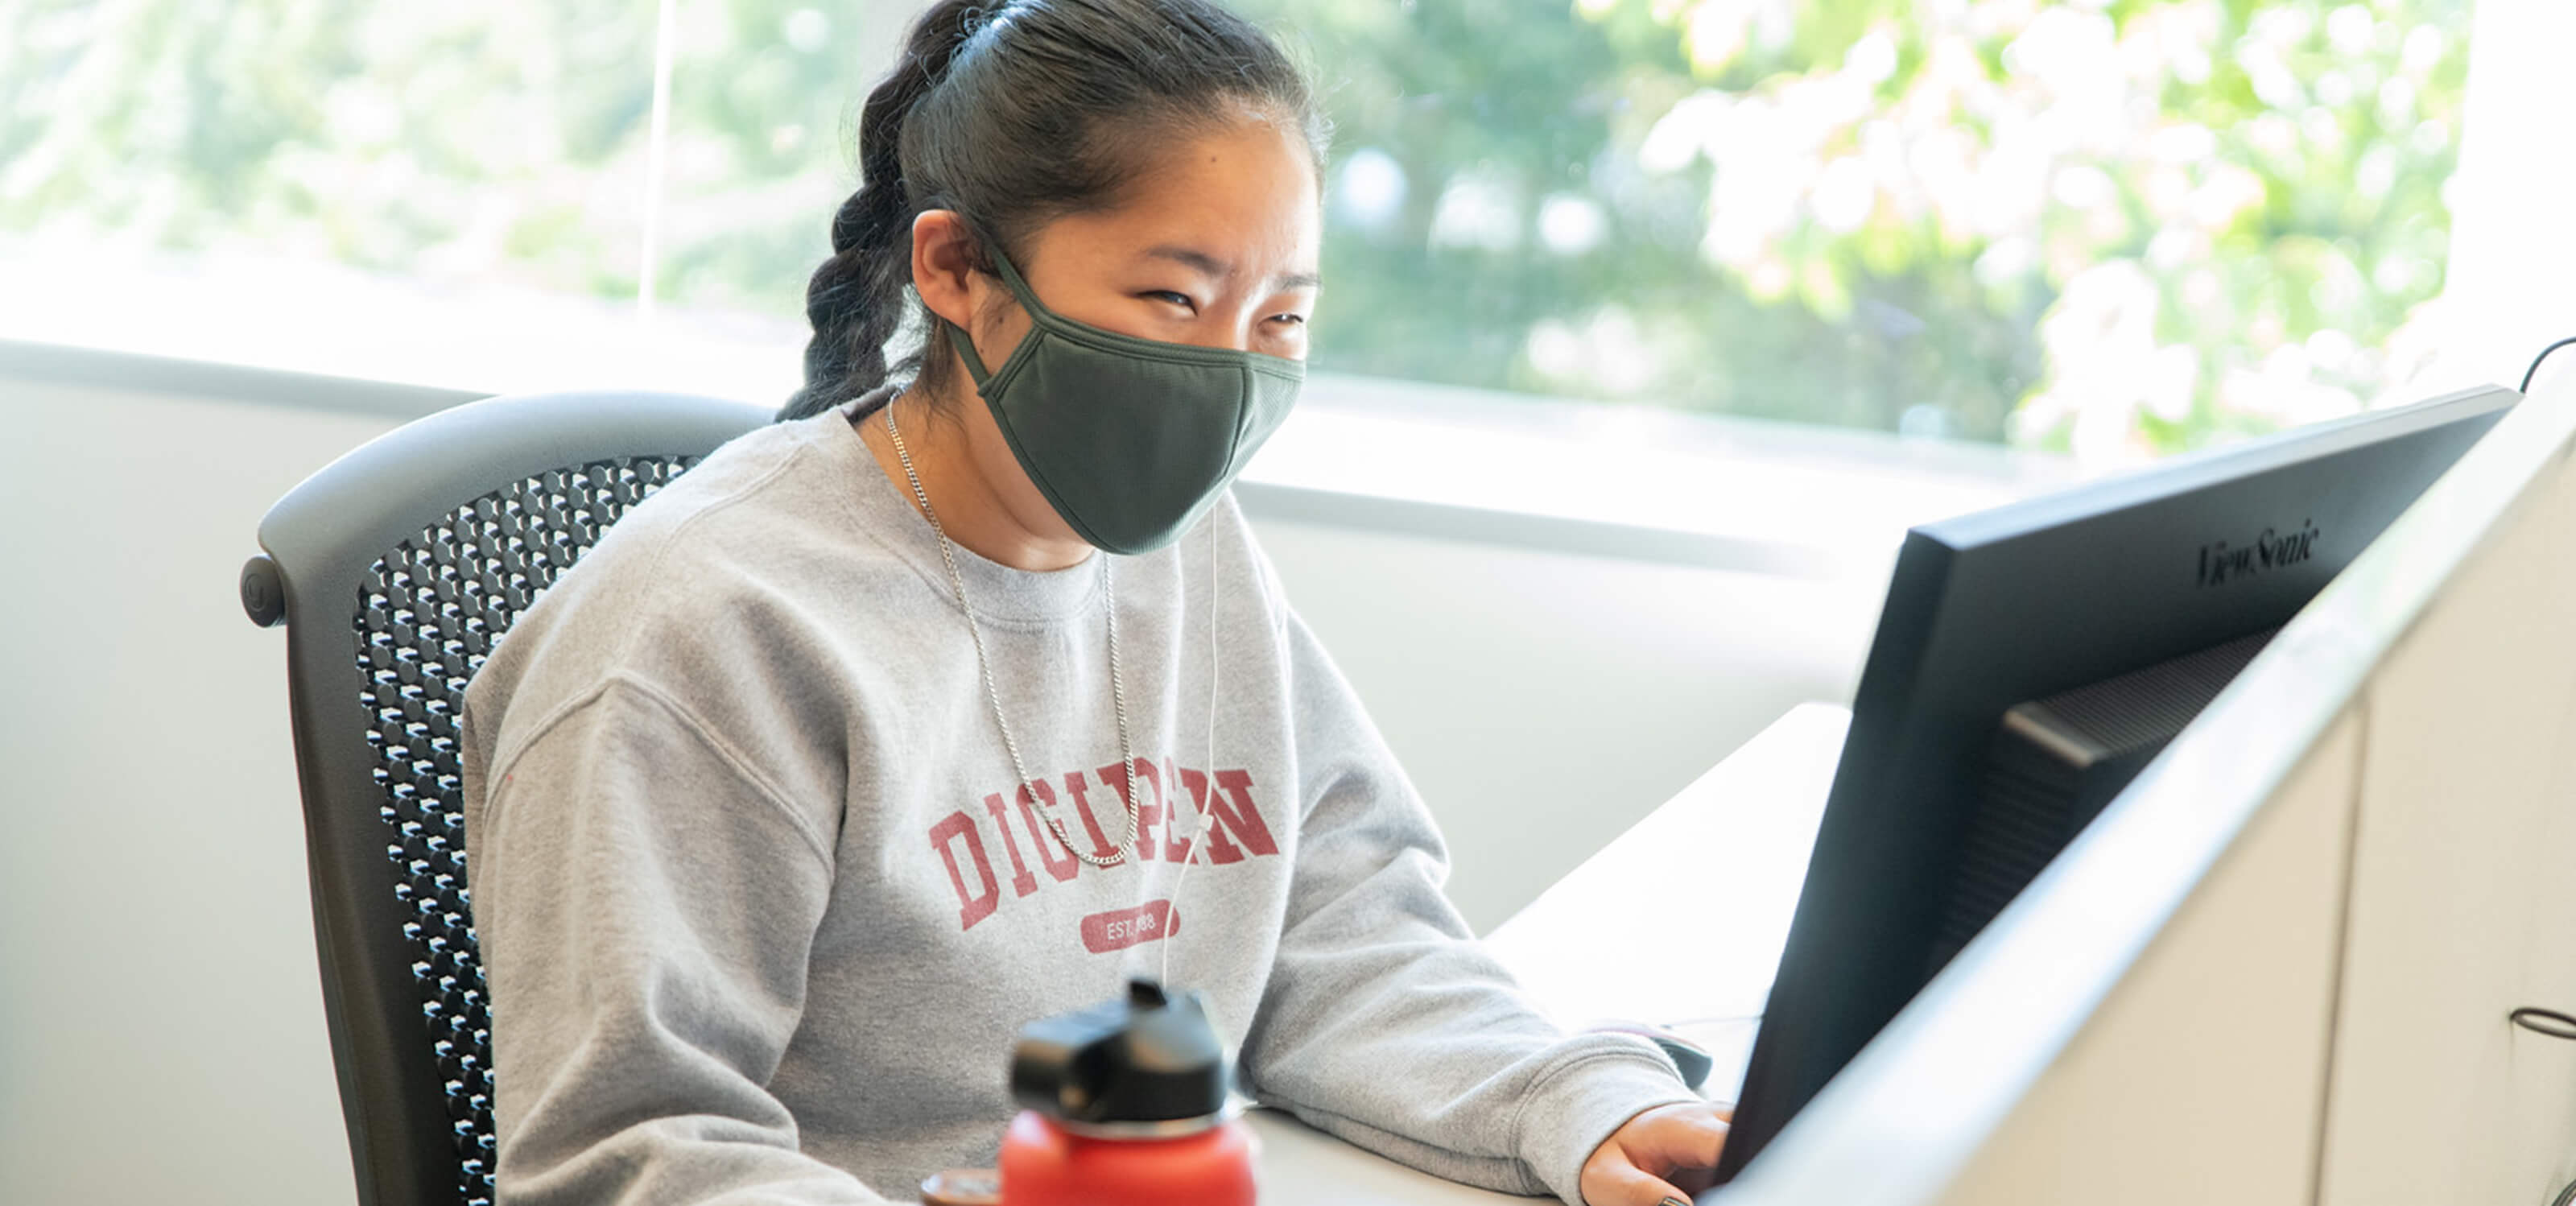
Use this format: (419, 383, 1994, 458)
(911, 209, 1022, 381)
(909, 209, 979, 333)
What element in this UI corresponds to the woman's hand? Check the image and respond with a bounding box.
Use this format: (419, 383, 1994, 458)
(1577, 1100, 1732, 1206)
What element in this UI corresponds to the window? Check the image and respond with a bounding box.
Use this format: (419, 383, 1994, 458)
(1239, 0, 2472, 462)
(3, 0, 2475, 469)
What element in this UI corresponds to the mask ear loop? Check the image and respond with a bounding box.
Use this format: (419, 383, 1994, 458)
(1159, 512, 1221, 992)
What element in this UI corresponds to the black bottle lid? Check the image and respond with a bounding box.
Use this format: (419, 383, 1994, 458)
(1009, 978, 1232, 1126)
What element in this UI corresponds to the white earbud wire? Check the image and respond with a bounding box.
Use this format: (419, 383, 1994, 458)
(1159, 512, 1221, 989)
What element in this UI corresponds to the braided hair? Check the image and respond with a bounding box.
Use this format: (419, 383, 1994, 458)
(776, 0, 1334, 422)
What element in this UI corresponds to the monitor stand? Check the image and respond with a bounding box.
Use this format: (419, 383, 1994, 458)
(1929, 626, 2281, 973)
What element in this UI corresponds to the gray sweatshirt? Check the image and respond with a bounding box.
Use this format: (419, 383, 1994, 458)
(457, 381, 1699, 1206)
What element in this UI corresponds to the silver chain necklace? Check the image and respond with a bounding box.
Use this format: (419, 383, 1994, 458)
(883, 401, 1138, 869)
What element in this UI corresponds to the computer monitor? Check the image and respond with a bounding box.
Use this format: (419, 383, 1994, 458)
(1711, 384, 2520, 1181)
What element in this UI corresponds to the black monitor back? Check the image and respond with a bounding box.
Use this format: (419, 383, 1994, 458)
(1714, 385, 2518, 1180)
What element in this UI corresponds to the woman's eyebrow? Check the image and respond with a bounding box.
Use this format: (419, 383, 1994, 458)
(1144, 244, 1322, 291)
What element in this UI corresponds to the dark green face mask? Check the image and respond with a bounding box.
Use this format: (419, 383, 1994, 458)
(937, 240, 1306, 555)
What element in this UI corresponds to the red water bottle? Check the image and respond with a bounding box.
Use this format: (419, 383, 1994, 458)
(993, 978, 1258, 1206)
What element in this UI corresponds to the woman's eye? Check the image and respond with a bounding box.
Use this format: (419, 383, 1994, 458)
(1146, 290, 1194, 308)
(1270, 313, 1307, 326)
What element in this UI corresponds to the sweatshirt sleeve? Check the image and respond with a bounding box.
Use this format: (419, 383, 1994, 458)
(1232, 608, 1702, 1206)
(467, 673, 903, 1206)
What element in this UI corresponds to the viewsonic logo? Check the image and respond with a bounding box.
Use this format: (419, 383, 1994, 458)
(2196, 518, 2322, 587)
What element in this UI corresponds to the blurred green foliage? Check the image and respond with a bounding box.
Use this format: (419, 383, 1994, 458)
(0, 0, 2470, 457)
(1233, 0, 2471, 458)
(1, 2, 661, 295)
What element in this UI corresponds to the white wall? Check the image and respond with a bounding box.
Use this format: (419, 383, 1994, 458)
(2416, 0, 2576, 395)
(1, 376, 395, 1206)
(1254, 519, 1876, 929)
(0, 364, 1882, 1206)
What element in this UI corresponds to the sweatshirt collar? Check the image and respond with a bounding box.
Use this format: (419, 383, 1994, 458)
(815, 382, 1107, 626)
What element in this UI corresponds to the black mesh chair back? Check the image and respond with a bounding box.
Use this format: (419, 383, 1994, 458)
(240, 390, 774, 1206)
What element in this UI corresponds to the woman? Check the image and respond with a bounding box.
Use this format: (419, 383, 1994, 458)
(456, 2, 1732, 1204)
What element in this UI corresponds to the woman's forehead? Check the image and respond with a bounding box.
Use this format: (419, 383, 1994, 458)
(1064, 126, 1321, 279)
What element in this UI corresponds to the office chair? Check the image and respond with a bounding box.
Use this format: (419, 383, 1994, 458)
(240, 390, 773, 1206)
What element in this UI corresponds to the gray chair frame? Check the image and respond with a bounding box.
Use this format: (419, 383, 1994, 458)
(241, 390, 772, 1206)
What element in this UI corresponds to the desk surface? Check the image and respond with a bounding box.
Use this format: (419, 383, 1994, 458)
(1249, 1107, 1530, 1204)
(1255, 704, 1852, 1204)
(1484, 703, 1849, 1105)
